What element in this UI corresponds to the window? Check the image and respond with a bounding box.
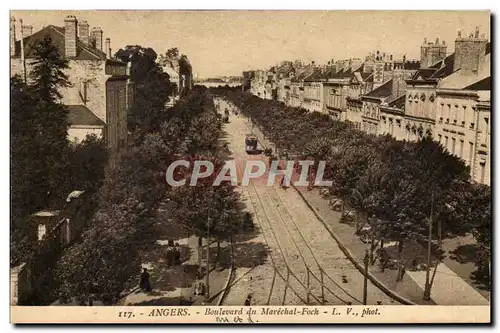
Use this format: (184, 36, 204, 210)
(469, 142, 474, 166)
(451, 138, 456, 154)
(438, 134, 442, 143)
(444, 136, 449, 149)
(459, 140, 464, 158)
(479, 162, 486, 184)
(484, 117, 489, 144)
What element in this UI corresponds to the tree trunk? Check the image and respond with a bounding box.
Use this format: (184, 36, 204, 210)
(398, 239, 404, 261)
(341, 200, 346, 217)
(198, 236, 203, 268)
(216, 241, 221, 264)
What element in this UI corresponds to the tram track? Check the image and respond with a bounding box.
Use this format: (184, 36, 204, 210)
(218, 102, 352, 305)
(268, 187, 363, 304)
(219, 98, 400, 306)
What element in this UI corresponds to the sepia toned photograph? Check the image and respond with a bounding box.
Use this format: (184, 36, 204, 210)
(9, 9, 491, 324)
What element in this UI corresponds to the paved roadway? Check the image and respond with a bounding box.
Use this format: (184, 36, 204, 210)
(216, 98, 399, 306)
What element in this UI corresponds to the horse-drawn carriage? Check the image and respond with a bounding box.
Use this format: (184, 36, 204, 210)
(245, 134, 259, 154)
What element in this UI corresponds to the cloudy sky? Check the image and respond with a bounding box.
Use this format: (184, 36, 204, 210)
(11, 10, 490, 78)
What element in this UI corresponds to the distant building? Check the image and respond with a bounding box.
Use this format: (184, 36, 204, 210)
(10, 16, 133, 160)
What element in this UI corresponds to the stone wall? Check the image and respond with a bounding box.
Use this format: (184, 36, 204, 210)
(68, 126, 103, 143)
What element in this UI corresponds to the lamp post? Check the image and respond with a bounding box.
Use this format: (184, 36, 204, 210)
(205, 211, 211, 300)
(423, 190, 435, 301)
(363, 249, 369, 305)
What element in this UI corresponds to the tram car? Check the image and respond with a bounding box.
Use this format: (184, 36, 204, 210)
(245, 134, 259, 154)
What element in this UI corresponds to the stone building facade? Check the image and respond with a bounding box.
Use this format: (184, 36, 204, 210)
(10, 15, 133, 160)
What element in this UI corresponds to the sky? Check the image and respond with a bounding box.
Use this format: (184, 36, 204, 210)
(11, 10, 490, 78)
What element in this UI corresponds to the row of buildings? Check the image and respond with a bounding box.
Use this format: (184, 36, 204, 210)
(244, 28, 491, 186)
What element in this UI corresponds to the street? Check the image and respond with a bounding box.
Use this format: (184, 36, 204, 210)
(218, 99, 399, 306)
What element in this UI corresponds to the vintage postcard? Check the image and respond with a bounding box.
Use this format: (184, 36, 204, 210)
(10, 10, 491, 324)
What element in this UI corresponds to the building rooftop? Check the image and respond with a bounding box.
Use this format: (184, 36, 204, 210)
(365, 79, 393, 98)
(438, 53, 490, 90)
(14, 25, 107, 60)
(386, 94, 406, 109)
(67, 105, 105, 127)
(429, 53, 456, 79)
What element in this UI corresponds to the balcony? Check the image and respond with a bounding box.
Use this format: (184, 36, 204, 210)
(445, 118, 449, 124)
(470, 123, 475, 129)
(461, 121, 465, 127)
(439, 117, 443, 123)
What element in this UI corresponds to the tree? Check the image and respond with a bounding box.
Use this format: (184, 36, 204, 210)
(29, 35, 73, 207)
(29, 35, 71, 103)
(11, 36, 74, 265)
(70, 134, 108, 194)
(115, 45, 173, 135)
(166, 47, 179, 59)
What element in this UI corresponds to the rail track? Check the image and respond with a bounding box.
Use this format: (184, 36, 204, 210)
(217, 99, 402, 306)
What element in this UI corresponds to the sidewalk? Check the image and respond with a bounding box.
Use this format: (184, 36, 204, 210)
(119, 236, 232, 306)
(237, 110, 489, 305)
(296, 187, 490, 306)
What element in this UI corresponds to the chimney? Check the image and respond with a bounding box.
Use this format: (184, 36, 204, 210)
(78, 20, 90, 45)
(424, 37, 427, 45)
(64, 15, 78, 58)
(454, 27, 488, 72)
(435, 37, 439, 45)
(91, 27, 103, 51)
(10, 17, 15, 57)
(21, 24, 33, 37)
(105, 37, 111, 58)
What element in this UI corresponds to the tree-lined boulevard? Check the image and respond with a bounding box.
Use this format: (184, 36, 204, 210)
(11, 37, 490, 307)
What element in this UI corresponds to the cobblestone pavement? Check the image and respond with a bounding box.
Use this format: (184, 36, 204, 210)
(218, 99, 399, 306)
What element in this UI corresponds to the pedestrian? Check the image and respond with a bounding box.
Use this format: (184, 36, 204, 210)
(174, 243, 181, 265)
(166, 247, 173, 267)
(400, 264, 406, 281)
(140, 268, 152, 292)
(244, 294, 252, 306)
(199, 282, 206, 296)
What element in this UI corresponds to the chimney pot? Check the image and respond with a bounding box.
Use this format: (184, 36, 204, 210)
(475, 26, 480, 38)
(458, 30, 462, 38)
(91, 27, 103, 51)
(64, 15, 78, 58)
(10, 17, 16, 57)
(105, 37, 111, 59)
(78, 20, 90, 45)
(21, 25, 33, 37)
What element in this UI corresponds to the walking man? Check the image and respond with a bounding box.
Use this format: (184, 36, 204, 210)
(244, 294, 252, 306)
(140, 268, 152, 292)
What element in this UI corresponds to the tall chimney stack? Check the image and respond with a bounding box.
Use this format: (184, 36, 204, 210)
(64, 16, 78, 58)
(105, 37, 111, 59)
(91, 27, 103, 51)
(78, 20, 90, 45)
(10, 17, 16, 57)
(21, 24, 33, 37)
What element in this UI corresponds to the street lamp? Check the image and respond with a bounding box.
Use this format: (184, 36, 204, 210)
(423, 189, 435, 301)
(363, 249, 369, 305)
(205, 215, 211, 300)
